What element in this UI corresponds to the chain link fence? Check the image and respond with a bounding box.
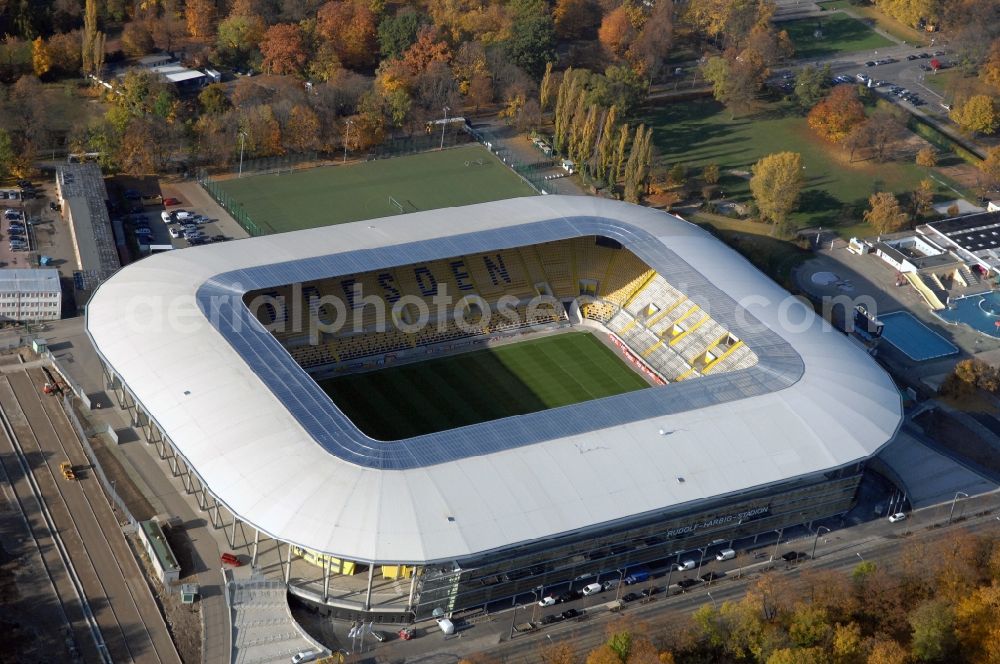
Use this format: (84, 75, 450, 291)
(467, 126, 552, 195)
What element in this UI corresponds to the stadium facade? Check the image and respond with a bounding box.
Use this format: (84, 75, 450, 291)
(86, 196, 902, 621)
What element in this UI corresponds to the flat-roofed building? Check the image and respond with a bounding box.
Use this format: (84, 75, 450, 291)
(0, 268, 61, 321)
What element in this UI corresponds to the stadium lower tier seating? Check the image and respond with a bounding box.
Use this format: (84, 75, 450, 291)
(248, 237, 759, 377)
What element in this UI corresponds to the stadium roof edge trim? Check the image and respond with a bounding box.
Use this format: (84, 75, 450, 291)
(86, 196, 903, 564)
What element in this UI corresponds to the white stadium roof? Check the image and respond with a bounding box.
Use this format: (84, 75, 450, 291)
(86, 196, 902, 564)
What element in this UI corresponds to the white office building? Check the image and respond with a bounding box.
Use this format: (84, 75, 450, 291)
(0, 268, 61, 321)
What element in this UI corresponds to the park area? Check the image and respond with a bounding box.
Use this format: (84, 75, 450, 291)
(320, 332, 650, 440)
(209, 144, 537, 234)
(644, 98, 952, 237)
(781, 13, 893, 59)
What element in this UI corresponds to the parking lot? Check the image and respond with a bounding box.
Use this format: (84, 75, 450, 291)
(109, 181, 233, 257)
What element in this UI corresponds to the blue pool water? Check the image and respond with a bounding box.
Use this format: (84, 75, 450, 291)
(879, 311, 958, 361)
(937, 291, 1000, 339)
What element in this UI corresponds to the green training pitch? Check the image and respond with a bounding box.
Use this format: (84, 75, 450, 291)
(213, 144, 536, 234)
(782, 14, 893, 59)
(320, 332, 650, 440)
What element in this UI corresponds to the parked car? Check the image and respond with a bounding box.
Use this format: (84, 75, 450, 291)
(582, 583, 603, 596)
(162, 197, 181, 206)
(677, 578, 701, 589)
(556, 591, 578, 603)
(290, 650, 319, 664)
(169, 227, 183, 239)
(640, 587, 658, 597)
(540, 614, 560, 625)
(906, 54, 919, 60)
(560, 608, 582, 620)
(622, 593, 640, 603)
(888, 512, 907, 522)
(674, 559, 697, 571)
(538, 595, 557, 607)
(864, 60, 876, 67)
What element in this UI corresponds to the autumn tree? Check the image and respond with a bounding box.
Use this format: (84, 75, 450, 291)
(31, 37, 51, 77)
(874, 0, 939, 28)
(702, 55, 763, 118)
(260, 23, 308, 76)
(586, 645, 623, 664)
(950, 94, 999, 135)
(284, 104, 321, 152)
(912, 178, 934, 217)
(624, 124, 653, 203)
(596, 105, 618, 183)
(554, 0, 601, 41)
(866, 637, 909, 664)
(808, 85, 866, 143)
(864, 192, 909, 235)
(540, 640, 577, 664)
(47, 31, 82, 74)
(186, 0, 217, 40)
(82, 0, 100, 75)
(121, 21, 154, 58)
(630, 0, 674, 77)
(915, 147, 937, 167)
(613, 122, 630, 183)
(598, 6, 636, 60)
(0, 129, 14, 180)
(685, 0, 775, 49)
(982, 38, 1000, 89)
(749, 151, 804, 227)
(979, 145, 1000, 188)
(317, 0, 379, 71)
(215, 13, 266, 69)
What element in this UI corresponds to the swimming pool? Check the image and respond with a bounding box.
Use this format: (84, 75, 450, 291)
(879, 311, 959, 361)
(936, 291, 1000, 339)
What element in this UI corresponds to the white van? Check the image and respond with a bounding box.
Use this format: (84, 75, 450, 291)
(160, 211, 171, 222)
(436, 617, 455, 635)
(716, 548, 736, 561)
(290, 651, 318, 664)
(675, 560, 697, 571)
(582, 582, 603, 596)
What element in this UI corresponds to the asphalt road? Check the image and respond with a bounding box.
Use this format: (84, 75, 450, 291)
(0, 368, 180, 664)
(391, 505, 1000, 664)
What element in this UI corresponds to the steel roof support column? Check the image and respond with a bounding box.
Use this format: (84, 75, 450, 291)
(210, 494, 221, 529)
(323, 557, 330, 603)
(364, 564, 375, 611)
(179, 457, 194, 494)
(251, 528, 260, 567)
(195, 476, 209, 511)
(406, 568, 419, 614)
(228, 514, 238, 548)
(284, 543, 292, 584)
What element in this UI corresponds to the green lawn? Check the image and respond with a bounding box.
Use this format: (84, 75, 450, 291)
(211, 144, 536, 234)
(644, 98, 941, 235)
(321, 332, 649, 440)
(816, 0, 930, 45)
(781, 14, 893, 59)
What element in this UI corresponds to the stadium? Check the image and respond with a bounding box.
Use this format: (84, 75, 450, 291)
(86, 195, 902, 622)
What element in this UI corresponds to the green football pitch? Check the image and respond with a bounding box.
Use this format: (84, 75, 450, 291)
(212, 144, 536, 234)
(320, 332, 650, 440)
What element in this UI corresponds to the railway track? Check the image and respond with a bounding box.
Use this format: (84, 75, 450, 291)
(0, 369, 179, 664)
(0, 387, 105, 662)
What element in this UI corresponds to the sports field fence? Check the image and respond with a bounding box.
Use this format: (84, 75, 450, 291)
(467, 126, 552, 195)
